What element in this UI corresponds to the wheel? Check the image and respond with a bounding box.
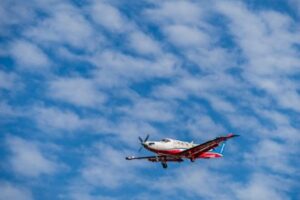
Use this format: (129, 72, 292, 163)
(161, 162, 168, 169)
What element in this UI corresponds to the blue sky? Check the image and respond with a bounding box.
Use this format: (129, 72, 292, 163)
(0, 0, 300, 199)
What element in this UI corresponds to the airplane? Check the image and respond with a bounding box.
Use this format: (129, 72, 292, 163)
(126, 133, 239, 169)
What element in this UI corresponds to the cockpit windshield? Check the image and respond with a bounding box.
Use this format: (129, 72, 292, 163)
(161, 138, 171, 143)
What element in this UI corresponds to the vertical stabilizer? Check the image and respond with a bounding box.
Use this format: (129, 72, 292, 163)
(211, 142, 226, 155)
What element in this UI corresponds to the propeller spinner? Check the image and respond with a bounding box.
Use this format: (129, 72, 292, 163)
(138, 134, 150, 152)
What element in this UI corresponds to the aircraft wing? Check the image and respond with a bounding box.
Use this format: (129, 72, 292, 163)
(126, 155, 183, 162)
(126, 155, 159, 160)
(179, 134, 239, 158)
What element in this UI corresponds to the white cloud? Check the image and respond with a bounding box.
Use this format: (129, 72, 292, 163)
(83, 116, 158, 147)
(216, 1, 300, 112)
(277, 90, 300, 111)
(248, 76, 300, 112)
(159, 73, 240, 100)
(227, 114, 261, 133)
(48, 77, 106, 107)
(81, 143, 145, 189)
(10, 40, 50, 70)
(187, 47, 235, 71)
(91, 50, 177, 88)
(0, 101, 23, 117)
(31, 103, 158, 144)
(0, 70, 19, 90)
(186, 115, 226, 139)
(149, 166, 293, 200)
(33, 106, 86, 133)
(31, 103, 159, 144)
(144, 1, 235, 70)
(127, 31, 161, 55)
(152, 74, 228, 102)
(145, 1, 234, 70)
(164, 24, 209, 48)
(289, 0, 300, 15)
(144, 1, 204, 25)
(0, 182, 33, 200)
(0, 1, 36, 36)
(244, 139, 296, 174)
(68, 189, 114, 200)
(150, 165, 233, 200)
(234, 173, 292, 200)
(110, 119, 158, 146)
(152, 81, 187, 100)
(216, 1, 300, 73)
(6, 136, 58, 177)
(25, 2, 100, 51)
(120, 98, 174, 122)
(204, 94, 236, 113)
(89, 1, 130, 33)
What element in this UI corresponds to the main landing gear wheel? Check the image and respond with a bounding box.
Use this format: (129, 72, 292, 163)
(161, 162, 168, 169)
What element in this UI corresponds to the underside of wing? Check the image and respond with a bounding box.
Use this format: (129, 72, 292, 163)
(126, 155, 183, 162)
(179, 134, 239, 159)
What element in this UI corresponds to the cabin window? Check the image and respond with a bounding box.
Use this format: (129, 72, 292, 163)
(161, 139, 170, 143)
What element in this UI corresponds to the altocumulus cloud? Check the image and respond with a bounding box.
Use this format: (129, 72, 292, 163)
(0, 0, 300, 199)
(10, 40, 50, 70)
(0, 182, 33, 200)
(5, 136, 59, 177)
(48, 77, 106, 108)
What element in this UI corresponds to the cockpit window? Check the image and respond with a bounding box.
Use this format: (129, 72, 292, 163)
(161, 139, 170, 142)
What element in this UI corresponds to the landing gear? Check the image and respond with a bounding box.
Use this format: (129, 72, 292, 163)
(161, 162, 168, 169)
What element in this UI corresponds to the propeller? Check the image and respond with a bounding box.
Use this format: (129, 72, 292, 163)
(138, 134, 150, 152)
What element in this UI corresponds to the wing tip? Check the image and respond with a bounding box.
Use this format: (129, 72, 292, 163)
(125, 156, 135, 160)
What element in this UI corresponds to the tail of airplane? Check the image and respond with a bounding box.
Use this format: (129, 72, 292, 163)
(211, 133, 238, 155)
(211, 142, 226, 155)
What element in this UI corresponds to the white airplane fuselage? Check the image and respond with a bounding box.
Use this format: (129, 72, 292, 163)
(143, 138, 223, 158)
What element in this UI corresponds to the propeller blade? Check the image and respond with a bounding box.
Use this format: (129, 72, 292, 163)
(138, 136, 143, 143)
(138, 146, 143, 152)
(144, 134, 150, 142)
(138, 135, 150, 152)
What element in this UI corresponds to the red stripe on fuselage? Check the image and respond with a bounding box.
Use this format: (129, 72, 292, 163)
(199, 152, 223, 158)
(153, 149, 184, 155)
(145, 146, 185, 155)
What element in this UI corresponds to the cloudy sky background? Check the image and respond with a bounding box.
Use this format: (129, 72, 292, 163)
(1, 0, 300, 199)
